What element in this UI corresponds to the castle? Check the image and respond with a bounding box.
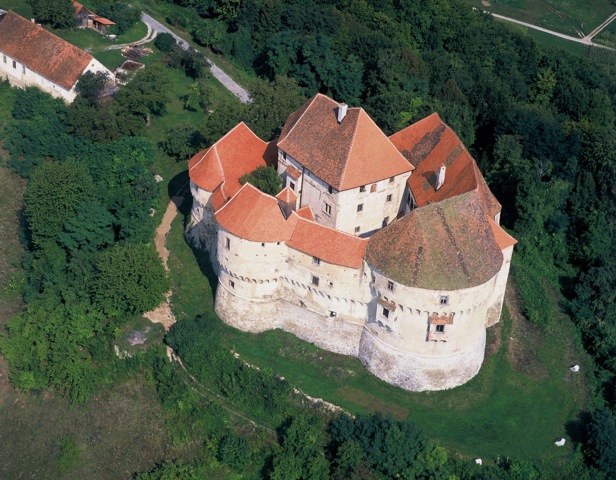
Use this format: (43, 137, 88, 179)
(187, 94, 516, 392)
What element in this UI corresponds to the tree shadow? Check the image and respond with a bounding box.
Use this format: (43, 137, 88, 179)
(186, 236, 218, 298)
(565, 410, 591, 446)
(167, 170, 189, 201)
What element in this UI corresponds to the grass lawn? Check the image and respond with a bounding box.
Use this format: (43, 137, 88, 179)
(463, 0, 616, 37)
(166, 202, 590, 470)
(0, 0, 32, 18)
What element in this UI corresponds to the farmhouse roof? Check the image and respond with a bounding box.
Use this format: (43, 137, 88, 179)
(215, 183, 298, 243)
(0, 10, 94, 90)
(389, 113, 501, 219)
(366, 192, 503, 290)
(72, 2, 115, 25)
(287, 218, 368, 269)
(189, 122, 277, 197)
(278, 94, 413, 191)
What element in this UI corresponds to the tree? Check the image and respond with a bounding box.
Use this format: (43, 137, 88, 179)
(75, 71, 109, 104)
(94, 243, 168, 318)
(93, 0, 140, 34)
(240, 166, 281, 195)
(154, 33, 177, 53)
(246, 76, 305, 139)
(159, 125, 205, 161)
(25, 160, 95, 247)
(28, 0, 74, 29)
(217, 434, 250, 470)
(57, 202, 115, 253)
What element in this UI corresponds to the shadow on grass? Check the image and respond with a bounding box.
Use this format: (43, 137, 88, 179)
(168, 170, 189, 200)
(565, 410, 591, 445)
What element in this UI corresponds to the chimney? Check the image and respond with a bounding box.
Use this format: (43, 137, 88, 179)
(31, 18, 36, 23)
(337, 103, 348, 123)
(435, 166, 446, 191)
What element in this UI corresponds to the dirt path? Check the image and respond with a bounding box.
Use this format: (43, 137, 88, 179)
(143, 195, 184, 331)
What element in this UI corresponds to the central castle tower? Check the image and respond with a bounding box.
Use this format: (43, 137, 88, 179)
(187, 94, 515, 392)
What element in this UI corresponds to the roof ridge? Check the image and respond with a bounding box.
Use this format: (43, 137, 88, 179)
(189, 147, 211, 172)
(338, 109, 361, 189)
(212, 144, 224, 183)
(278, 94, 321, 145)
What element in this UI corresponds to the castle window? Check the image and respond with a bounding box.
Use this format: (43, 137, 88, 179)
(312, 275, 320, 287)
(283, 151, 287, 160)
(12, 60, 16, 69)
(328, 281, 334, 287)
(229, 280, 235, 289)
(225, 237, 230, 250)
(22, 65, 25, 75)
(382, 306, 390, 319)
(357, 204, 363, 213)
(290, 181, 296, 191)
(313, 256, 320, 266)
(354, 226, 360, 233)
(360, 185, 366, 193)
(323, 202, 332, 216)
(3, 55, 5, 63)
(371, 184, 377, 193)
(382, 217, 389, 227)
(440, 296, 449, 306)
(261, 243, 265, 247)
(328, 185, 333, 194)
(436, 324, 445, 333)
(387, 281, 395, 292)
(389, 176, 395, 183)
(386, 194, 392, 203)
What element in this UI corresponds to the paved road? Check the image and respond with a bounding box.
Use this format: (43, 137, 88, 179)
(489, 12, 615, 50)
(141, 13, 251, 103)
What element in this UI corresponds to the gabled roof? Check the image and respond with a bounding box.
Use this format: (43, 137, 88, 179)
(277, 94, 413, 191)
(276, 186, 298, 204)
(366, 192, 503, 290)
(0, 11, 94, 90)
(488, 218, 517, 250)
(215, 183, 297, 242)
(389, 113, 501, 219)
(287, 218, 368, 269)
(295, 206, 314, 221)
(189, 122, 277, 197)
(73, 1, 115, 25)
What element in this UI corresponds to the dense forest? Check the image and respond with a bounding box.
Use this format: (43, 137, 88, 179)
(2, 0, 616, 477)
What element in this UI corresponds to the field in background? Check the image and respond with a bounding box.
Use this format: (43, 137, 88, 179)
(167, 203, 591, 469)
(463, 0, 616, 37)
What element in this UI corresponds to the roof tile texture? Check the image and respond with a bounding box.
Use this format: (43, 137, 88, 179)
(366, 192, 503, 290)
(278, 94, 413, 191)
(0, 11, 93, 90)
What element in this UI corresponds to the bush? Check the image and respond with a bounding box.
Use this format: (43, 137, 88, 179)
(154, 33, 177, 53)
(239, 166, 282, 196)
(217, 434, 250, 470)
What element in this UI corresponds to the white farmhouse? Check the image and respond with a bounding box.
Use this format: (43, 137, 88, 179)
(187, 94, 516, 392)
(0, 10, 114, 103)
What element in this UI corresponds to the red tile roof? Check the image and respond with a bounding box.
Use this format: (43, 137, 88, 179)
(295, 206, 314, 221)
(489, 218, 517, 250)
(285, 164, 301, 180)
(366, 192, 503, 290)
(215, 183, 297, 242)
(276, 186, 298, 204)
(211, 183, 230, 212)
(390, 113, 501, 219)
(189, 122, 276, 197)
(73, 2, 115, 25)
(278, 94, 413, 191)
(287, 218, 367, 269)
(0, 11, 95, 90)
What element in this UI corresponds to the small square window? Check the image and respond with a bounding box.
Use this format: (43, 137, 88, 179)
(313, 256, 320, 266)
(290, 181, 296, 191)
(382, 307, 390, 319)
(357, 204, 363, 213)
(440, 296, 449, 306)
(387, 281, 394, 292)
(389, 176, 395, 183)
(229, 280, 235, 289)
(312, 275, 320, 287)
(324, 202, 332, 216)
(386, 194, 392, 203)
(225, 237, 230, 250)
(354, 226, 360, 233)
(261, 242, 265, 247)
(436, 324, 445, 333)
(360, 185, 366, 193)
